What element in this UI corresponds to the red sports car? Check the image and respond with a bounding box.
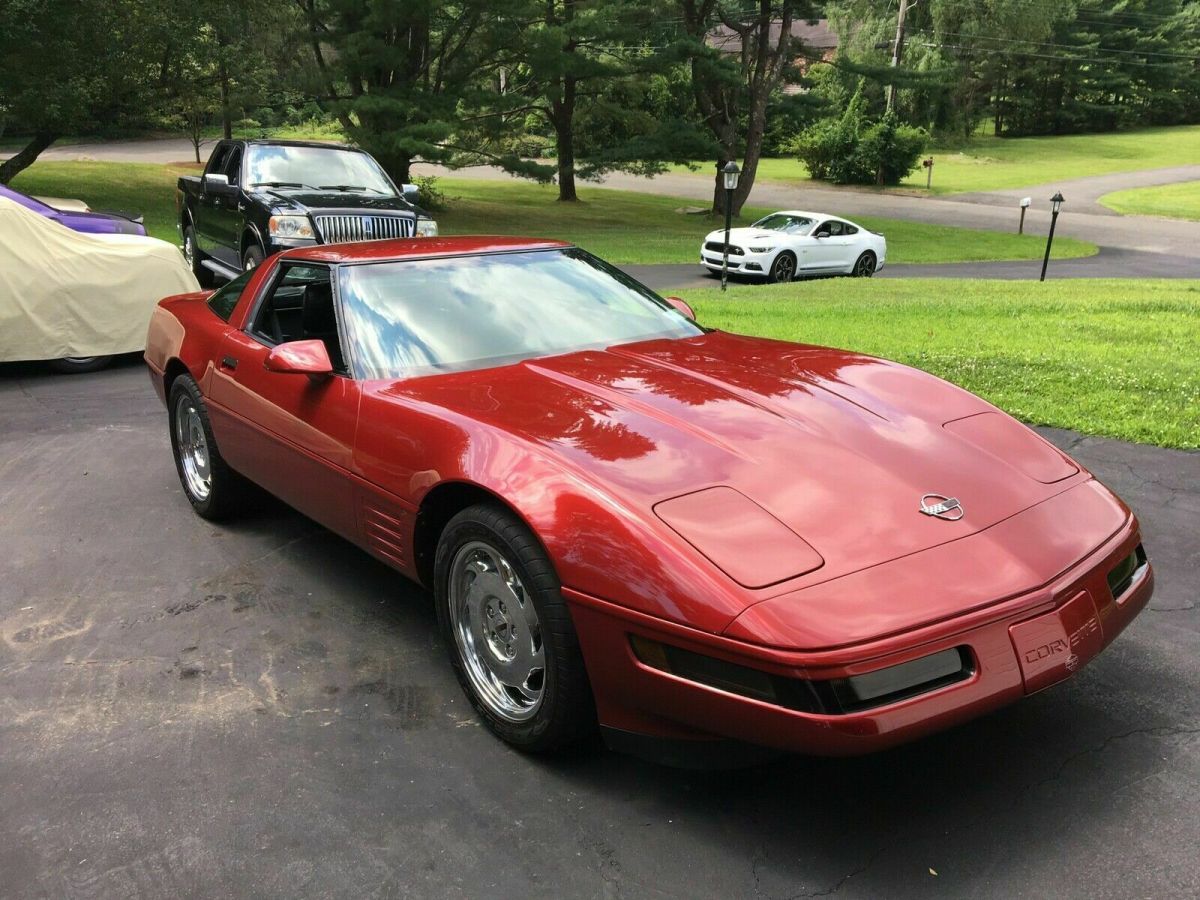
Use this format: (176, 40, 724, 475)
(145, 237, 1153, 764)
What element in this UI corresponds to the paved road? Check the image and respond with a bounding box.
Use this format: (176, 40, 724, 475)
(955, 165, 1200, 216)
(2, 358, 1197, 899)
(14, 138, 1200, 259)
(627, 246, 1198, 293)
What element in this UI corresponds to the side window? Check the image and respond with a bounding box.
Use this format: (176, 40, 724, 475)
(844, 224, 858, 235)
(224, 146, 243, 185)
(206, 143, 230, 176)
(814, 221, 831, 236)
(828, 221, 844, 236)
(207, 270, 254, 321)
(250, 264, 346, 372)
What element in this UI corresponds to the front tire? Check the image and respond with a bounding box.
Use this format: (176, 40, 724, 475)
(242, 243, 264, 272)
(768, 252, 797, 283)
(852, 251, 877, 277)
(168, 374, 245, 520)
(47, 356, 114, 374)
(434, 503, 596, 752)
(183, 223, 213, 288)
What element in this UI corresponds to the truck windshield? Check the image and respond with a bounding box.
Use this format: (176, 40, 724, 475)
(246, 146, 395, 195)
(337, 248, 703, 379)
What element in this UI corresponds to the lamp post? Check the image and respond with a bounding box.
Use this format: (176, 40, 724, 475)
(1039, 191, 1064, 282)
(720, 160, 740, 292)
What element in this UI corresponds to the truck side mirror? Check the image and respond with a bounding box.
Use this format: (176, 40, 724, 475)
(401, 183, 420, 205)
(203, 173, 231, 194)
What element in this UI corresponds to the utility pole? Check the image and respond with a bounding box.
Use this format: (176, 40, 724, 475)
(886, 0, 914, 114)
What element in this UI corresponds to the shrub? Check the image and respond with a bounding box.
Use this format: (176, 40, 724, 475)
(411, 174, 449, 212)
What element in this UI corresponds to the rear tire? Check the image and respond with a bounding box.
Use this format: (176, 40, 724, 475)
(47, 356, 114, 374)
(852, 251, 877, 278)
(183, 223, 213, 288)
(434, 503, 596, 752)
(768, 252, 797, 283)
(168, 374, 246, 520)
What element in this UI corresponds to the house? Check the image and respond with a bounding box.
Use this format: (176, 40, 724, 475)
(707, 18, 839, 92)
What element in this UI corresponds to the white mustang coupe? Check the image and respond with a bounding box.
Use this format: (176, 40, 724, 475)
(700, 210, 887, 282)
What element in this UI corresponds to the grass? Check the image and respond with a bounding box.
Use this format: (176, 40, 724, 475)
(679, 124, 1200, 196)
(1099, 180, 1200, 221)
(678, 278, 1200, 449)
(9, 161, 1095, 264)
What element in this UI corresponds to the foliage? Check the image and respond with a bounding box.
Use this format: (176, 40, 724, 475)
(686, 278, 1200, 449)
(411, 175, 450, 212)
(792, 89, 927, 185)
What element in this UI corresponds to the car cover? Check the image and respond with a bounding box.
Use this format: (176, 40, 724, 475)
(0, 196, 198, 362)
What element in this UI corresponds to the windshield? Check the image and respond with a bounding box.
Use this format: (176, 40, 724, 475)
(751, 213, 814, 235)
(337, 248, 703, 379)
(245, 145, 396, 194)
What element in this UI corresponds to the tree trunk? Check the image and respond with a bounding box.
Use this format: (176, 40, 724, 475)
(552, 76, 578, 202)
(0, 131, 57, 184)
(219, 60, 232, 139)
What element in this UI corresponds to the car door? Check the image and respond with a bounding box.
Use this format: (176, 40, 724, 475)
(806, 220, 845, 270)
(210, 144, 245, 270)
(206, 261, 361, 539)
(196, 141, 232, 256)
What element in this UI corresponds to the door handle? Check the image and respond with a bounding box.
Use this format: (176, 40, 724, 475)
(220, 355, 238, 370)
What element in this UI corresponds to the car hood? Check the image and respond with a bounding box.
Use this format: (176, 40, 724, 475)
(256, 189, 418, 215)
(704, 226, 798, 245)
(381, 331, 1084, 595)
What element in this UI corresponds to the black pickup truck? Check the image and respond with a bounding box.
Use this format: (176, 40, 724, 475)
(177, 139, 437, 285)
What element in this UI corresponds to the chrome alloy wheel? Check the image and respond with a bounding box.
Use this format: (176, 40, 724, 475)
(183, 230, 196, 268)
(174, 393, 212, 501)
(449, 540, 545, 722)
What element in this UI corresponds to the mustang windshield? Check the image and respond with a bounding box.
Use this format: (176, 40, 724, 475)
(337, 248, 703, 379)
(752, 213, 814, 235)
(246, 146, 395, 195)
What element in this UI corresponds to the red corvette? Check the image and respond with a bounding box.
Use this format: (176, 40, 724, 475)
(145, 237, 1153, 763)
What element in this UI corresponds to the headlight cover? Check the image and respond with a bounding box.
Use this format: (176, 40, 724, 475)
(268, 215, 315, 239)
(416, 218, 438, 237)
(748, 245, 774, 253)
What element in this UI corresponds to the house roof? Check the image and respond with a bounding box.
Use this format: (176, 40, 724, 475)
(707, 18, 838, 55)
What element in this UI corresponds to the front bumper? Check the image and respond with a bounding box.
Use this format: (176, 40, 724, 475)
(700, 247, 774, 277)
(566, 506, 1151, 759)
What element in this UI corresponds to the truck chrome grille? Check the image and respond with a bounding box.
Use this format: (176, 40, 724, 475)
(314, 215, 414, 244)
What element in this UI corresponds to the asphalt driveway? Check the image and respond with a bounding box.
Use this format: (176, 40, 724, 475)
(2, 358, 1197, 899)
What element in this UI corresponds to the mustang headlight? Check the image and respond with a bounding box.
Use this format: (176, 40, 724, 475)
(748, 245, 774, 253)
(268, 215, 315, 239)
(416, 218, 438, 237)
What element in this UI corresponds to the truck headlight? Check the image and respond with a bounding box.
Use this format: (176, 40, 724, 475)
(268, 215, 315, 239)
(416, 218, 438, 237)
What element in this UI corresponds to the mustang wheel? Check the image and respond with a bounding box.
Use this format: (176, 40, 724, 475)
(168, 375, 245, 520)
(769, 252, 797, 283)
(435, 503, 595, 751)
(47, 356, 114, 374)
(183, 223, 213, 288)
(852, 251, 876, 277)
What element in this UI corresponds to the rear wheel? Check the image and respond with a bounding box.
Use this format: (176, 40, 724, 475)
(852, 251, 877, 277)
(769, 252, 797, 283)
(47, 356, 114, 374)
(183, 223, 213, 288)
(435, 503, 596, 752)
(168, 374, 246, 520)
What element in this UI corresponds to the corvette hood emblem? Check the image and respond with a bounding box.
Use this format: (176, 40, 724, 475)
(920, 493, 964, 521)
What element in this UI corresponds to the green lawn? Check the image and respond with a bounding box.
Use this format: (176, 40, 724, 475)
(681, 279, 1200, 450)
(9, 161, 1095, 264)
(1100, 180, 1200, 221)
(688, 124, 1200, 196)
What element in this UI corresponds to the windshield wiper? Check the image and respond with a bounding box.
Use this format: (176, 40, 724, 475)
(318, 184, 380, 193)
(251, 181, 308, 189)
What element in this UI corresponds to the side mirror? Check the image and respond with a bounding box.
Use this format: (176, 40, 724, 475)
(264, 340, 333, 379)
(664, 296, 696, 321)
(401, 182, 420, 204)
(813, 231, 826, 239)
(203, 173, 231, 194)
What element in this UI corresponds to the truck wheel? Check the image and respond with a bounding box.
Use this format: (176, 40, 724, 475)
(183, 224, 213, 288)
(242, 244, 264, 272)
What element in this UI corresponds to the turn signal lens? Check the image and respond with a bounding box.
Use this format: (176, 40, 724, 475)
(630, 635, 778, 703)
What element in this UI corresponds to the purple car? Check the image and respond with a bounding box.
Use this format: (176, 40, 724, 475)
(0, 184, 146, 235)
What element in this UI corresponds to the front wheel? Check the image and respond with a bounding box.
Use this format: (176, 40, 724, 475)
(168, 374, 246, 520)
(768, 252, 797, 283)
(242, 243, 264, 272)
(434, 503, 596, 752)
(852, 251, 877, 278)
(183, 223, 213, 288)
(47, 356, 114, 374)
